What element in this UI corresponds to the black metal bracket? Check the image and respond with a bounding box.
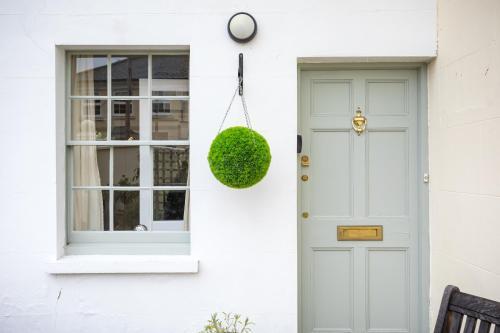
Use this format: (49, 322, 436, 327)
(238, 53, 243, 96)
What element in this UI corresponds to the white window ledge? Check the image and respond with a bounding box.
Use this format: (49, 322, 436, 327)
(47, 255, 199, 274)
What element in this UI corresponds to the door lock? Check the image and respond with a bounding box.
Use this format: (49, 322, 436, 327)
(301, 175, 309, 181)
(301, 155, 310, 167)
(302, 212, 309, 219)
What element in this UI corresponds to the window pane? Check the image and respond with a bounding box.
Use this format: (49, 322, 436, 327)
(152, 100, 189, 140)
(152, 55, 189, 96)
(73, 146, 110, 186)
(71, 55, 107, 96)
(154, 146, 189, 186)
(113, 147, 139, 186)
(71, 100, 107, 140)
(111, 100, 143, 140)
(73, 190, 109, 231)
(113, 190, 140, 230)
(153, 190, 186, 221)
(97, 147, 110, 186)
(111, 55, 148, 96)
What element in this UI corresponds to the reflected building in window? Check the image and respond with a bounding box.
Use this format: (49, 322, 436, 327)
(70, 53, 190, 233)
(72, 55, 189, 142)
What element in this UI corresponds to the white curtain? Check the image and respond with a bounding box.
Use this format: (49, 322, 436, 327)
(73, 56, 104, 231)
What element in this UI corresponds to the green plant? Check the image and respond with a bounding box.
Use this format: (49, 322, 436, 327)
(200, 313, 253, 333)
(208, 126, 271, 189)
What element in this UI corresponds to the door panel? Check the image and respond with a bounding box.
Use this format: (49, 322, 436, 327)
(311, 131, 352, 217)
(312, 248, 353, 330)
(367, 130, 408, 217)
(367, 248, 408, 330)
(300, 69, 420, 333)
(311, 80, 352, 115)
(366, 80, 408, 115)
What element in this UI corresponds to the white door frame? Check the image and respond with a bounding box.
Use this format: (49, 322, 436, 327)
(297, 63, 430, 333)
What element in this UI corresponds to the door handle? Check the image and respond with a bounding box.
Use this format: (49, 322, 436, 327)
(297, 134, 302, 153)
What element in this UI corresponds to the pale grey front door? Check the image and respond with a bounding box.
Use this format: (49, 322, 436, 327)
(300, 69, 421, 333)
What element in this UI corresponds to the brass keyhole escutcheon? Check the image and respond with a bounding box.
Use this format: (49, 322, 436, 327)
(301, 175, 309, 181)
(352, 107, 367, 136)
(302, 212, 309, 219)
(301, 155, 310, 167)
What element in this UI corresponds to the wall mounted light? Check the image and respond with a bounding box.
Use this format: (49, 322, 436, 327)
(227, 12, 257, 43)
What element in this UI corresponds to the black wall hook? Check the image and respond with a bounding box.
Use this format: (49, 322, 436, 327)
(238, 53, 243, 96)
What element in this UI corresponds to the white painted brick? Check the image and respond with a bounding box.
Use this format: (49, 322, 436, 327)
(428, 0, 500, 330)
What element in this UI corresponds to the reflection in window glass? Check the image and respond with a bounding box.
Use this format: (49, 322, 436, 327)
(153, 191, 186, 221)
(114, 191, 139, 230)
(71, 100, 107, 140)
(71, 55, 107, 96)
(73, 146, 110, 186)
(152, 100, 189, 140)
(111, 100, 143, 140)
(96, 147, 110, 186)
(68, 52, 191, 240)
(73, 190, 109, 231)
(154, 146, 189, 186)
(113, 147, 139, 186)
(152, 55, 189, 96)
(111, 55, 148, 96)
(153, 101, 171, 114)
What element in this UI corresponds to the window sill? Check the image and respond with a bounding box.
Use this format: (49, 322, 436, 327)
(47, 255, 199, 274)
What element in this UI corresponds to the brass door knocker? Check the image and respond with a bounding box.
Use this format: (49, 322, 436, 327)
(352, 107, 367, 136)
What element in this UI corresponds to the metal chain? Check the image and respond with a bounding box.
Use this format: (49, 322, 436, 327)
(217, 78, 253, 134)
(240, 91, 253, 130)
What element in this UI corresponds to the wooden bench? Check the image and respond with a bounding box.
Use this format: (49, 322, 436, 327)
(434, 285, 500, 333)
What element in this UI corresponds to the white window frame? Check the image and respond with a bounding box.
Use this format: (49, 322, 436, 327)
(65, 50, 190, 255)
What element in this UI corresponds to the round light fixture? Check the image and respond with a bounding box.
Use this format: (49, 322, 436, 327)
(227, 12, 257, 43)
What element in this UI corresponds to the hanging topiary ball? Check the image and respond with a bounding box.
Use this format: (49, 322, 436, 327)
(208, 126, 271, 189)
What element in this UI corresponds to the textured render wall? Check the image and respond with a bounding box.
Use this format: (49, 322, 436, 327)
(0, 1, 435, 332)
(428, 0, 500, 328)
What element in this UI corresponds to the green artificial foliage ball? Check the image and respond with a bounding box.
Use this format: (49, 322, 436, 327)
(208, 126, 271, 189)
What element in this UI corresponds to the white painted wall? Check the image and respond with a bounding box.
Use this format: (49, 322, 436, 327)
(428, 0, 500, 329)
(0, 0, 436, 332)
